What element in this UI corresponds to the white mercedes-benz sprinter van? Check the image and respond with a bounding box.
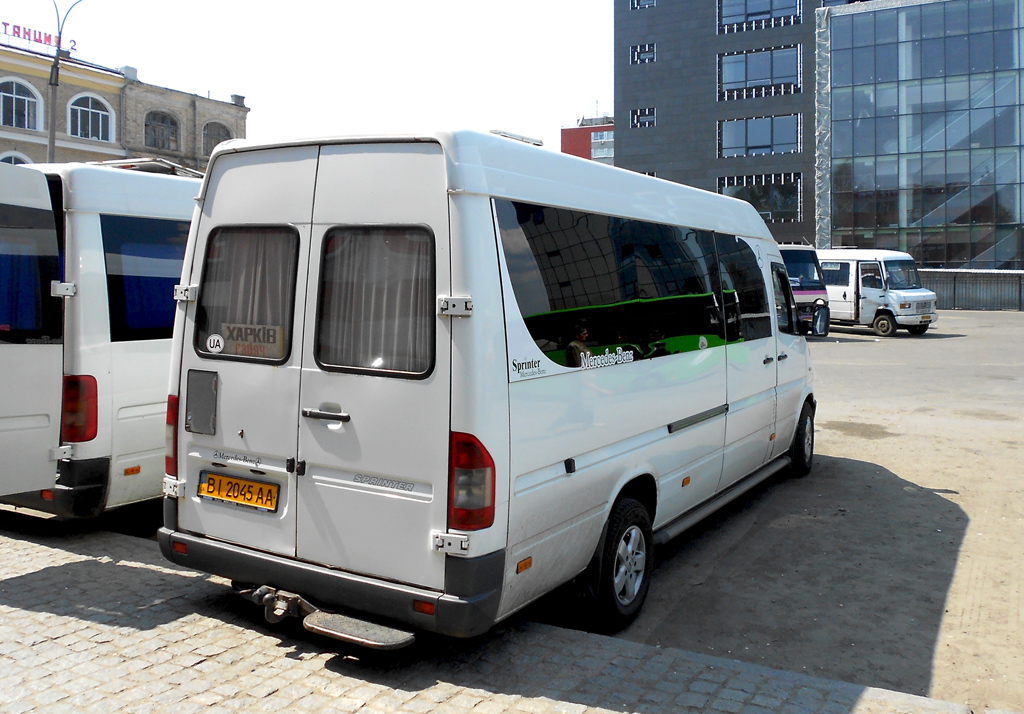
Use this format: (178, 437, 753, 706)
(0, 161, 199, 518)
(817, 248, 938, 336)
(159, 131, 817, 647)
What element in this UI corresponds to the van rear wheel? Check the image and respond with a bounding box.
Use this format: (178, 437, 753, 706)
(589, 498, 653, 632)
(872, 313, 897, 337)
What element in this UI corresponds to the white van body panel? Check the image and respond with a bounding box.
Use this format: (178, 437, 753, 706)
(0, 164, 63, 497)
(818, 248, 938, 330)
(2, 163, 198, 516)
(161, 131, 816, 638)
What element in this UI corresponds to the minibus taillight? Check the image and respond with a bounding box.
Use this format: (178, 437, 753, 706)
(448, 432, 495, 531)
(61, 375, 97, 443)
(165, 395, 178, 477)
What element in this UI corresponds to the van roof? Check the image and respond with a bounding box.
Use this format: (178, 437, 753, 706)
(817, 248, 914, 261)
(0, 163, 51, 211)
(203, 130, 774, 242)
(22, 163, 200, 220)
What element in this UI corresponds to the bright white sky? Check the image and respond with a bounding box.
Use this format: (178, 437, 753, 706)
(5, 1, 614, 151)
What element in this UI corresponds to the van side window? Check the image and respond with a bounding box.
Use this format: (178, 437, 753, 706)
(716, 234, 772, 342)
(0, 200, 62, 345)
(771, 263, 796, 334)
(314, 226, 434, 378)
(194, 226, 299, 362)
(100, 215, 189, 342)
(821, 260, 849, 286)
(495, 199, 724, 367)
(860, 262, 883, 290)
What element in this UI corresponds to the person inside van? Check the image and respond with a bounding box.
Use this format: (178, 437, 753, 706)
(566, 325, 591, 367)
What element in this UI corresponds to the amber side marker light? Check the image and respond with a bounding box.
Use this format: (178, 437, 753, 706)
(413, 600, 436, 616)
(172, 541, 188, 555)
(124, 466, 141, 476)
(682, 477, 691, 487)
(517, 557, 533, 574)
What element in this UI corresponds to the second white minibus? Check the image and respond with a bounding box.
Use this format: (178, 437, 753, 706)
(0, 161, 200, 517)
(159, 131, 817, 647)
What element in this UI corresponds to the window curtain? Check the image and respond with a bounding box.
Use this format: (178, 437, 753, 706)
(317, 228, 433, 374)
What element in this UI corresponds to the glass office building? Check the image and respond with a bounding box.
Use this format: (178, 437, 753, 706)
(815, 0, 1023, 268)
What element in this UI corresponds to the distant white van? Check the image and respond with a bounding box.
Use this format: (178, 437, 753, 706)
(817, 248, 938, 336)
(0, 162, 200, 517)
(159, 131, 817, 648)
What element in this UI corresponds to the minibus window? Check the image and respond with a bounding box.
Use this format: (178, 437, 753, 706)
(771, 263, 797, 334)
(314, 226, 434, 378)
(0, 201, 61, 345)
(194, 226, 299, 363)
(883, 259, 921, 289)
(821, 261, 849, 286)
(494, 199, 724, 368)
(101, 215, 189, 341)
(716, 234, 772, 342)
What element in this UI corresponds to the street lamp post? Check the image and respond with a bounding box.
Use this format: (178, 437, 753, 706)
(46, 0, 85, 163)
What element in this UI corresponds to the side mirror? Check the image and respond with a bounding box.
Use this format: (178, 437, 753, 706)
(812, 304, 830, 337)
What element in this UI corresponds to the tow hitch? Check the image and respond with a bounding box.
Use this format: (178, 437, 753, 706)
(233, 583, 416, 650)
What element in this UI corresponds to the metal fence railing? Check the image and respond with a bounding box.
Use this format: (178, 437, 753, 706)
(919, 270, 1024, 311)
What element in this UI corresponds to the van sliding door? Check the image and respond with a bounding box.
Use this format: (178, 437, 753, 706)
(0, 169, 64, 497)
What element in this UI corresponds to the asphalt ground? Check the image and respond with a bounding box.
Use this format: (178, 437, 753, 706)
(1, 310, 1021, 714)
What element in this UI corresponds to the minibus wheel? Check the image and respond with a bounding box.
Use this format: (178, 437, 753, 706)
(907, 324, 929, 335)
(872, 312, 897, 337)
(789, 402, 815, 477)
(592, 498, 653, 630)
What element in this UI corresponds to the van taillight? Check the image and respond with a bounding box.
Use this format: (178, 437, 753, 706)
(448, 432, 495, 531)
(165, 395, 178, 477)
(61, 375, 97, 442)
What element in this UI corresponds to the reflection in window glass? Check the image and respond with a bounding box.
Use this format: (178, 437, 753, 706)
(720, 173, 801, 222)
(495, 199, 727, 367)
(717, 235, 771, 342)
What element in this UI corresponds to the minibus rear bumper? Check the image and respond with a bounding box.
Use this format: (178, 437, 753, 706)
(158, 500, 505, 638)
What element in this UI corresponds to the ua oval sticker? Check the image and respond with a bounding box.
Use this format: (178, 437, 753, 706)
(206, 334, 224, 353)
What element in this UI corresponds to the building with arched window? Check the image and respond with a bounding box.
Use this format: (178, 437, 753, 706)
(0, 43, 248, 170)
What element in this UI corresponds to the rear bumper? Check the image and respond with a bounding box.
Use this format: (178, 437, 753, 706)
(158, 499, 505, 638)
(0, 457, 110, 518)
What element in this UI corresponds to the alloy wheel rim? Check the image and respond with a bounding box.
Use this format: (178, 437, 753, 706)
(613, 525, 647, 606)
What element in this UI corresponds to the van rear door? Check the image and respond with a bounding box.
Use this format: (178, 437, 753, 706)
(0, 166, 63, 497)
(177, 146, 319, 557)
(294, 142, 452, 591)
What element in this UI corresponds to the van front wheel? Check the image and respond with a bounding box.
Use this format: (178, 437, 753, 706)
(591, 498, 653, 631)
(872, 313, 897, 337)
(789, 402, 815, 477)
(907, 324, 929, 335)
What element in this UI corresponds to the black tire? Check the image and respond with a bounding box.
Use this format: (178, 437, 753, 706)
(907, 324, 929, 335)
(589, 498, 653, 632)
(872, 312, 897, 337)
(789, 402, 815, 478)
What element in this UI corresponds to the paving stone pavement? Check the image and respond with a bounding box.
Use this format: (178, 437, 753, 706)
(0, 513, 1015, 714)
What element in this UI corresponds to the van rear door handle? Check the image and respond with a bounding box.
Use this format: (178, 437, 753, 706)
(302, 408, 351, 422)
(763, 356, 774, 365)
(778, 353, 788, 361)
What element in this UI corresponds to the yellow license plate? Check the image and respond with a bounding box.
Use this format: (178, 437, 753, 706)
(198, 471, 280, 512)
(921, 315, 931, 322)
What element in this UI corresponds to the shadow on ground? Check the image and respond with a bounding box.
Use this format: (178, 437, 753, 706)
(0, 454, 967, 713)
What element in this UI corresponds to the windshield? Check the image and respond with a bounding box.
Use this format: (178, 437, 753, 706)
(884, 259, 922, 289)
(780, 249, 825, 290)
